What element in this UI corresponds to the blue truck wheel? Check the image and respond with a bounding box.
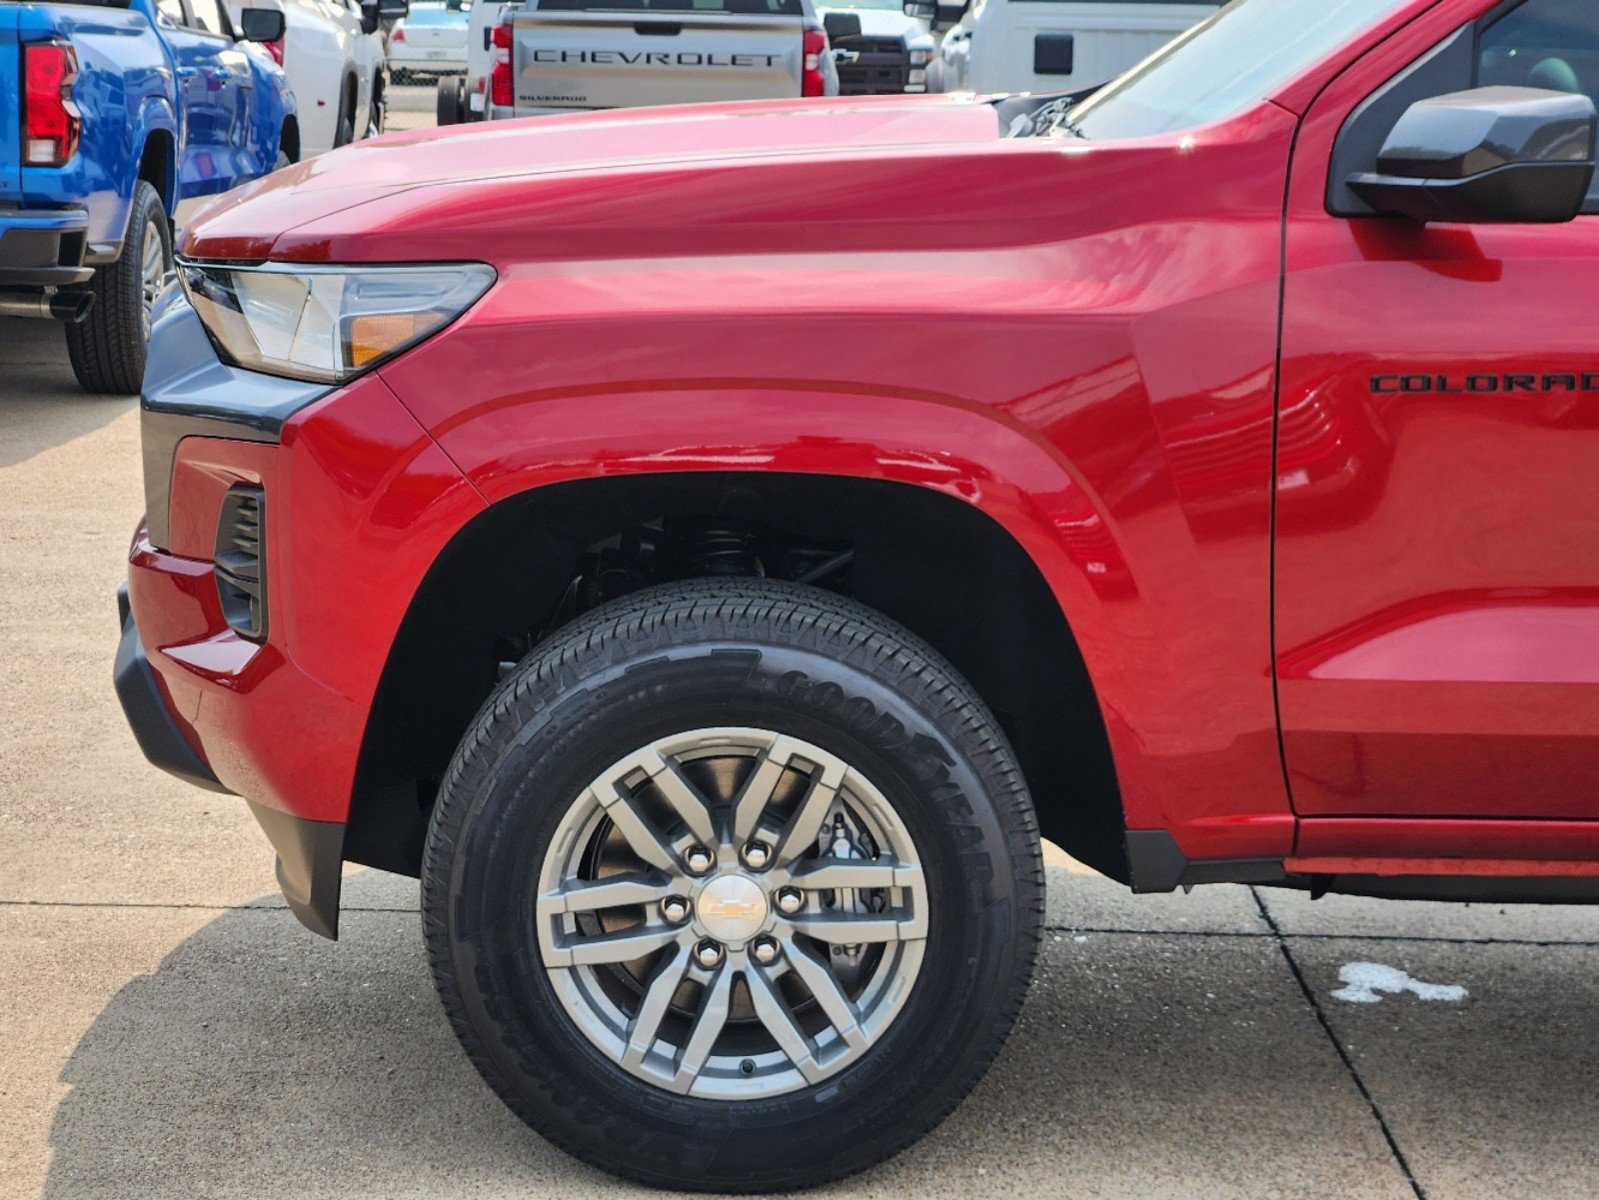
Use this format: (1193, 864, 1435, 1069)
(63, 182, 171, 395)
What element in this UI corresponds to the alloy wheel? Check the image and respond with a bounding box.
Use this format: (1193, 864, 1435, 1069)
(536, 726, 930, 1099)
(139, 217, 166, 342)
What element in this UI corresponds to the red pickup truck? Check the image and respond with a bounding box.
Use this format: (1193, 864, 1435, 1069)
(116, 0, 1599, 1189)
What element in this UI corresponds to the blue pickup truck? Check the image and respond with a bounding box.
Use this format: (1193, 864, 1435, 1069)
(1, 0, 295, 392)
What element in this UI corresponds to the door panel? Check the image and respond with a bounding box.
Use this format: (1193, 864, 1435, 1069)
(1275, 0, 1599, 823)
(166, 0, 254, 195)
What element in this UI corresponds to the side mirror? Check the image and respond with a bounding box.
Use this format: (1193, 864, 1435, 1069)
(904, 0, 964, 30)
(1349, 86, 1595, 224)
(238, 7, 286, 42)
(823, 11, 860, 43)
(361, 0, 406, 33)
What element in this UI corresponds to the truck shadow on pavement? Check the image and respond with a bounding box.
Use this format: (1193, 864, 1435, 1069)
(41, 871, 1500, 1200)
(0, 318, 133, 469)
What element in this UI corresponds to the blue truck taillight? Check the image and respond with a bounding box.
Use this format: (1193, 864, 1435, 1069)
(22, 40, 81, 167)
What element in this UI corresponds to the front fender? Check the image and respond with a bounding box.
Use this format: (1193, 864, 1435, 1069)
(376, 361, 1284, 861)
(340, 111, 1299, 861)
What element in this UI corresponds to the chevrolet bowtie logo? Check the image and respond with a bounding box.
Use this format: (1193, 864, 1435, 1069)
(699, 896, 762, 921)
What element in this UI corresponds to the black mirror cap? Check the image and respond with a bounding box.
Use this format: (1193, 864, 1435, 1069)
(238, 6, 286, 42)
(823, 11, 861, 41)
(1378, 86, 1593, 178)
(1350, 86, 1596, 223)
(374, 0, 410, 18)
(904, 0, 963, 28)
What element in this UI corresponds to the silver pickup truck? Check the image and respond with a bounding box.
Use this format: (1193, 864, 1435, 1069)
(481, 0, 839, 118)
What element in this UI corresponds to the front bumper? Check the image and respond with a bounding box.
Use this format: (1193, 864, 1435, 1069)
(0, 206, 94, 288)
(834, 38, 916, 96)
(119, 523, 357, 938)
(121, 282, 487, 941)
(115, 582, 346, 940)
(114, 584, 230, 795)
(390, 49, 468, 74)
(115, 580, 347, 938)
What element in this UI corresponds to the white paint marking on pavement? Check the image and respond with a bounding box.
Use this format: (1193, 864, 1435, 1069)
(1330, 962, 1468, 1005)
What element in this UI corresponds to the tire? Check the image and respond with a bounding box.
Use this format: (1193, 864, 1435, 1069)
(333, 79, 356, 147)
(366, 74, 385, 138)
(436, 74, 460, 125)
(64, 180, 171, 395)
(422, 579, 1043, 1192)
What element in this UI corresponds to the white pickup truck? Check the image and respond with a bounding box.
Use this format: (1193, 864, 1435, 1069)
(817, 0, 935, 96)
(921, 0, 1217, 96)
(474, 0, 839, 120)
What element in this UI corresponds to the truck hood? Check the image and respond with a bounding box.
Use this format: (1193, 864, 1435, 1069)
(181, 94, 1005, 261)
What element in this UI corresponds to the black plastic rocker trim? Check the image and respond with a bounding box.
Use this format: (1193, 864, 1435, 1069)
(1124, 829, 1286, 893)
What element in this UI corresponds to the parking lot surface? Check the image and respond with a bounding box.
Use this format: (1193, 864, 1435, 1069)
(3, 88, 1597, 1200)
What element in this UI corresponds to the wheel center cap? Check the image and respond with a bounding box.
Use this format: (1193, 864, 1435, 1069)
(696, 875, 768, 943)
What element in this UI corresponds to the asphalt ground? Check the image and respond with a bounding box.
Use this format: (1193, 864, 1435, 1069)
(2, 87, 1597, 1198)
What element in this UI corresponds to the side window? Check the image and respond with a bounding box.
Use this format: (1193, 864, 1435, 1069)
(157, 0, 186, 25)
(1479, 0, 1599, 102)
(1478, 0, 1599, 208)
(186, 0, 231, 35)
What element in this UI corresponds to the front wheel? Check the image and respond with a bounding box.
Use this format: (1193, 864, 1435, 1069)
(422, 579, 1043, 1191)
(366, 74, 386, 138)
(64, 180, 171, 394)
(333, 80, 356, 147)
(436, 74, 461, 125)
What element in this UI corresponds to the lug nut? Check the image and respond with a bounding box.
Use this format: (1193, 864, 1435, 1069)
(660, 895, 690, 925)
(751, 936, 782, 966)
(694, 939, 724, 969)
(684, 846, 715, 875)
(775, 887, 804, 915)
(741, 841, 772, 870)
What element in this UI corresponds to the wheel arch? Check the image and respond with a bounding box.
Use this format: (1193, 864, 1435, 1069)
(344, 470, 1130, 887)
(131, 115, 178, 220)
(279, 114, 301, 163)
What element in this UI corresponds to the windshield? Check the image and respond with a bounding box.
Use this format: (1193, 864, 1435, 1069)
(1058, 0, 1411, 140)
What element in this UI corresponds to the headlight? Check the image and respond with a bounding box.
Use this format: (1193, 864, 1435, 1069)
(909, 48, 931, 66)
(177, 259, 496, 384)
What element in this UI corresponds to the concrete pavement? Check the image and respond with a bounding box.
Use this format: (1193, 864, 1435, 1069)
(4, 94, 1598, 1197)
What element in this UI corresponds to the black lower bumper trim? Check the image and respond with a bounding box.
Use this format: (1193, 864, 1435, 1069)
(114, 587, 231, 795)
(247, 800, 345, 940)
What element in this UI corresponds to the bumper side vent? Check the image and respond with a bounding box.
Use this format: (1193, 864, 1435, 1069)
(215, 486, 267, 641)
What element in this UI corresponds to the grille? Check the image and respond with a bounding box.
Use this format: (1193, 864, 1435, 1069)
(214, 486, 267, 641)
(834, 36, 910, 95)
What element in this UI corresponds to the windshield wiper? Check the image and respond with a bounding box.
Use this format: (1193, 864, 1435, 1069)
(1004, 96, 1089, 139)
